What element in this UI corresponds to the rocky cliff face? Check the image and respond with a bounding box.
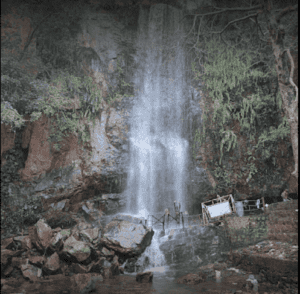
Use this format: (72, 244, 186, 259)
(2, 0, 295, 221)
(1, 1, 211, 216)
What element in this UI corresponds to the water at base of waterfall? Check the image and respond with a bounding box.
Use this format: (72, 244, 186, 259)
(135, 228, 168, 273)
(123, 226, 208, 294)
(124, 224, 202, 274)
(121, 221, 228, 293)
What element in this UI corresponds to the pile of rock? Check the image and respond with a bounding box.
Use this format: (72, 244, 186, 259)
(1, 199, 154, 293)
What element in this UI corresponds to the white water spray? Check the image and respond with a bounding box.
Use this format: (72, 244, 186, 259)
(125, 4, 188, 221)
(136, 228, 168, 273)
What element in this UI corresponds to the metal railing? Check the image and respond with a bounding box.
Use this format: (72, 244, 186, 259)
(144, 196, 297, 230)
(240, 197, 266, 215)
(146, 201, 186, 230)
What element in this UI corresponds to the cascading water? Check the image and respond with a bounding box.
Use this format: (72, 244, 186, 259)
(135, 230, 167, 272)
(125, 4, 188, 221)
(124, 4, 189, 273)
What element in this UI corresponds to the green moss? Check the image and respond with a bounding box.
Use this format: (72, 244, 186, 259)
(61, 229, 71, 236)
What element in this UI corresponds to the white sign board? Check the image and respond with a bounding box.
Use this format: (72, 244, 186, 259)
(206, 201, 231, 218)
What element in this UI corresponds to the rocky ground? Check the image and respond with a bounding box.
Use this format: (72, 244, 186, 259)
(175, 239, 298, 294)
(1, 198, 298, 294)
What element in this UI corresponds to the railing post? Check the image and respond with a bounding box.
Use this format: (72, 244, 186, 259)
(179, 212, 182, 227)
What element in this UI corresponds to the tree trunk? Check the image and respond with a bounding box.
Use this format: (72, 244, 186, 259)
(263, 3, 298, 179)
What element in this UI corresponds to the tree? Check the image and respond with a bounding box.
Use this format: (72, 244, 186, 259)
(259, 0, 298, 177)
(185, 0, 298, 180)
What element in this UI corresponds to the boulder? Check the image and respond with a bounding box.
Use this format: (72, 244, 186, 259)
(136, 271, 153, 283)
(1, 273, 104, 294)
(101, 218, 154, 257)
(1, 208, 153, 293)
(62, 235, 91, 263)
(177, 272, 207, 285)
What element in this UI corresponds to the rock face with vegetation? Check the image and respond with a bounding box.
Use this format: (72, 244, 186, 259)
(1, 2, 137, 217)
(186, 0, 298, 206)
(1, 2, 298, 293)
(1, 0, 210, 232)
(1, 0, 298, 248)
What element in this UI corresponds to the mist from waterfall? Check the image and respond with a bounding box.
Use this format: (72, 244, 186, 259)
(125, 4, 188, 221)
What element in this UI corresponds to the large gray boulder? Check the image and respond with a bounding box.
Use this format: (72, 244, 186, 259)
(101, 217, 154, 257)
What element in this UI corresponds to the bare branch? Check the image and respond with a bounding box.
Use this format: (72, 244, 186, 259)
(196, 16, 203, 46)
(220, 34, 230, 47)
(184, 15, 198, 42)
(285, 49, 298, 104)
(188, 4, 262, 17)
(19, 11, 55, 62)
(210, 14, 218, 30)
(179, 4, 262, 27)
(256, 17, 268, 39)
(276, 4, 298, 22)
(211, 13, 259, 36)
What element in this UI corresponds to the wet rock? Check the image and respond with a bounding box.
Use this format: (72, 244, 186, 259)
(1, 248, 24, 269)
(177, 272, 206, 285)
(1, 207, 152, 293)
(20, 259, 43, 281)
(43, 252, 60, 274)
(28, 255, 46, 267)
(101, 194, 127, 215)
(101, 218, 154, 257)
(136, 271, 153, 283)
(34, 219, 54, 249)
(72, 273, 104, 294)
(13, 236, 32, 250)
(159, 225, 230, 267)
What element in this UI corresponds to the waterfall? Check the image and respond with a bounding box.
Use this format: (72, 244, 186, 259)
(135, 228, 167, 272)
(125, 4, 188, 220)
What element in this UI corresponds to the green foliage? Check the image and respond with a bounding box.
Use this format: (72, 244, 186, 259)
(34, 70, 104, 149)
(2, 51, 133, 153)
(192, 36, 290, 192)
(106, 54, 134, 104)
(1, 23, 48, 131)
(1, 4, 135, 235)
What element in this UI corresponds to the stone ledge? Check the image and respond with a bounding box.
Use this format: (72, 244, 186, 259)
(227, 252, 298, 280)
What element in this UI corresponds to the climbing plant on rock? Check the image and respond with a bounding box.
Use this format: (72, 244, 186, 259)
(192, 36, 291, 193)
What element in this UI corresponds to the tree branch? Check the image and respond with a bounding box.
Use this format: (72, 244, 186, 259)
(276, 4, 298, 22)
(211, 13, 259, 36)
(191, 4, 262, 17)
(196, 15, 203, 46)
(184, 15, 198, 42)
(284, 49, 298, 105)
(180, 4, 262, 25)
(19, 11, 55, 62)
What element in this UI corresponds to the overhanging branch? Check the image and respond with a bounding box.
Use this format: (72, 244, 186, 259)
(284, 49, 298, 105)
(276, 4, 298, 22)
(19, 11, 56, 63)
(179, 4, 262, 26)
(210, 13, 259, 36)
